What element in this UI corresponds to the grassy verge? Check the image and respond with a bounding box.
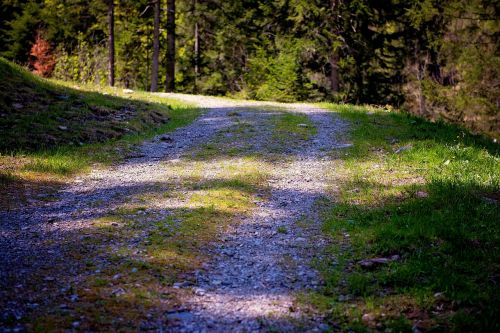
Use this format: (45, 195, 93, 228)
(0, 58, 201, 209)
(311, 104, 499, 332)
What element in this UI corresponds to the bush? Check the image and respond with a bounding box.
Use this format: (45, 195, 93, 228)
(52, 37, 108, 86)
(30, 32, 55, 77)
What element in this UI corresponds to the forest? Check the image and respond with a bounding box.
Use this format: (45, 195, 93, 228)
(1, 0, 498, 138)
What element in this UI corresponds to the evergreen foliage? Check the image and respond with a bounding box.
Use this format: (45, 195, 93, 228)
(0, 0, 498, 137)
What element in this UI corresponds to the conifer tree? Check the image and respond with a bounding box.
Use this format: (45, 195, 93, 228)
(107, 0, 115, 87)
(150, 0, 160, 92)
(165, 0, 175, 92)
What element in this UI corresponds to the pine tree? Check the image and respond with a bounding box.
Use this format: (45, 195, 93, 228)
(150, 0, 160, 92)
(107, 0, 115, 87)
(165, 0, 175, 92)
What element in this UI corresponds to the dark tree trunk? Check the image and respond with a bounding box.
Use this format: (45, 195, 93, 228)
(165, 0, 175, 92)
(194, 21, 199, 93)
(328, 0, 341, 93)
(108, 0, 115, 87)
(329, 51, 339, 93)
(151, 0, 160, 92)
(192, 0, 199, 93)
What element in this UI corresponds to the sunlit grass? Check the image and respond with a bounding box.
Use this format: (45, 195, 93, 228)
(310, 103, 499, 332)
(189, 120, 258, 160)
(272, 112, 317, 143)
(22, 152, 90, 175)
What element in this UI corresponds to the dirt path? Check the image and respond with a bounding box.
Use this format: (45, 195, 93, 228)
(0, 94, 348, 332)
(161, 96, 348, 332)
(0, 96, 237, 279)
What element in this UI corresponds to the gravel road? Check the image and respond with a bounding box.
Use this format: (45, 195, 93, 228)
(0, 94, 349, 332)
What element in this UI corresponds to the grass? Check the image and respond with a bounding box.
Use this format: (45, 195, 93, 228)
(0, 58, 201, 209)
(272, 112, 317, 143)
(310, 103, 499, 332)
(191, 120, 257, 160)
(277, 226, 288, 234)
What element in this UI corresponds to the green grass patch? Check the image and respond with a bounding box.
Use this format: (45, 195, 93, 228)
(313, 103, 499, 332)
(0, 170, 18, 185)
(272, 112, 317, 143)
(277, 226, 288, 234)
(189, 120, 257, 160)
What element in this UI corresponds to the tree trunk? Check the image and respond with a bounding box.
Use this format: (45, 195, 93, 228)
(414, 41, 427, 116)
(192, 0, 199, 93)
(328, 0, 341, 93)
(165, 0, 175, 92)
(108, 0, 115, 87)
(194, 21, 199, 93)
(329, 51, 339, 93)
(150, 0, 160, 92)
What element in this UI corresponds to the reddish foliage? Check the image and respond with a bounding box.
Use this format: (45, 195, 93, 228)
(30, 33, 56, 77)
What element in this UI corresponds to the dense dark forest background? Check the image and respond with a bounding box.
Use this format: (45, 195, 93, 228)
(1, 0, 498, 137)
